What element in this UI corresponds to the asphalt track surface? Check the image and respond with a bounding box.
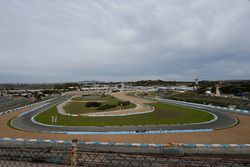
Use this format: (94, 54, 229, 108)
(10, 96, 238, 133)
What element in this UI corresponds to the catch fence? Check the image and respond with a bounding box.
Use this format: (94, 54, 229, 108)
(0, 139, 250, 167)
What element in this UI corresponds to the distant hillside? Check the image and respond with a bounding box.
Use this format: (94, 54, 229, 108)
(126, 80, 194, 86)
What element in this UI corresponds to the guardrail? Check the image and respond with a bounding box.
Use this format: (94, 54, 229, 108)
(65, 129, 213, 135)
(157, 98, 249, 114)
(0, 98, 56, 116)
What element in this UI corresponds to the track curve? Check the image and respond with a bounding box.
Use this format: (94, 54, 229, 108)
(10, 96, 238, 133)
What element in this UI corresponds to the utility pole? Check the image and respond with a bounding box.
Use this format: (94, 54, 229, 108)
(71, 139, 78, 167)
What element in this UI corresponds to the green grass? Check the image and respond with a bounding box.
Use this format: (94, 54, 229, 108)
(163, 91, 250, 110)
(34, 102, 214, 126)
(64, 95, 136, 114)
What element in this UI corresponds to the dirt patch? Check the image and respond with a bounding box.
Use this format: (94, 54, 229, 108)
(112, 92, 155, 104)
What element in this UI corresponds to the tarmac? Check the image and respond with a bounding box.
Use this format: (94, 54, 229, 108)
(11, 94, 237, 133)
(1, 92, 250, 144)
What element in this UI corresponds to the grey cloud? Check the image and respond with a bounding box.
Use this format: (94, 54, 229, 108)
(0, 0, 250, 83)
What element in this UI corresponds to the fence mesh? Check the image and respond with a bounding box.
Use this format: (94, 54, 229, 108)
(0, 144, 250, 167)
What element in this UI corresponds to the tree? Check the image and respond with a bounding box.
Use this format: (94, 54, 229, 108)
(85, 102, 101, 108)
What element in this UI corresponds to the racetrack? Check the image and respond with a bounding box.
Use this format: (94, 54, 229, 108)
(1, 92, 250, 144)
(10, 93, 237, 133)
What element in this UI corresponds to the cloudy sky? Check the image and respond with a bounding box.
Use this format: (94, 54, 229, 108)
(0, 0, 250, 83)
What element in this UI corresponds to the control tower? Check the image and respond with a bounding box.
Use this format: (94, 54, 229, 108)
(193, 78, 199, 90)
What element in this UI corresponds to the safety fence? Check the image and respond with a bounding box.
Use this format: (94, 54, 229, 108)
(0, 139, 250, 166)
(2, 137, 250, 149)
(1, 147, 250, 167)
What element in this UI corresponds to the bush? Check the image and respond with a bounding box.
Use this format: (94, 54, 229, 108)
(85, 102, 101, 108)
(118, 101, 130, 106)
(97, 104, 117, 110)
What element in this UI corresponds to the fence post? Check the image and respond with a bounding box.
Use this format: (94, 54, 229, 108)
(71, 139, 78, 167)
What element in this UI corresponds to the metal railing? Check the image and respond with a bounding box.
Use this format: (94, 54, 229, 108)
(0, 139, 250, 167)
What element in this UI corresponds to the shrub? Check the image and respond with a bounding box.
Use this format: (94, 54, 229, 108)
(85, 102, 101, 108)
(118, 101, 130, 106)
(97, 104, 117, 110)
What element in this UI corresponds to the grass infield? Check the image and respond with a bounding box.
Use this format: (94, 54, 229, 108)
(34, 102, 214, 126)
(64, 95, 136, 114)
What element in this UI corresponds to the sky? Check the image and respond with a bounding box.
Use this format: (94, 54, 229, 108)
(0, 0, 250, 83)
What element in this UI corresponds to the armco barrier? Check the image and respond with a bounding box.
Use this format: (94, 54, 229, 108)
(158, 98, 249, 115)
(65, 129, 213, 135)
(17, 103, 49, 117)
(0, 98, 56, 116)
